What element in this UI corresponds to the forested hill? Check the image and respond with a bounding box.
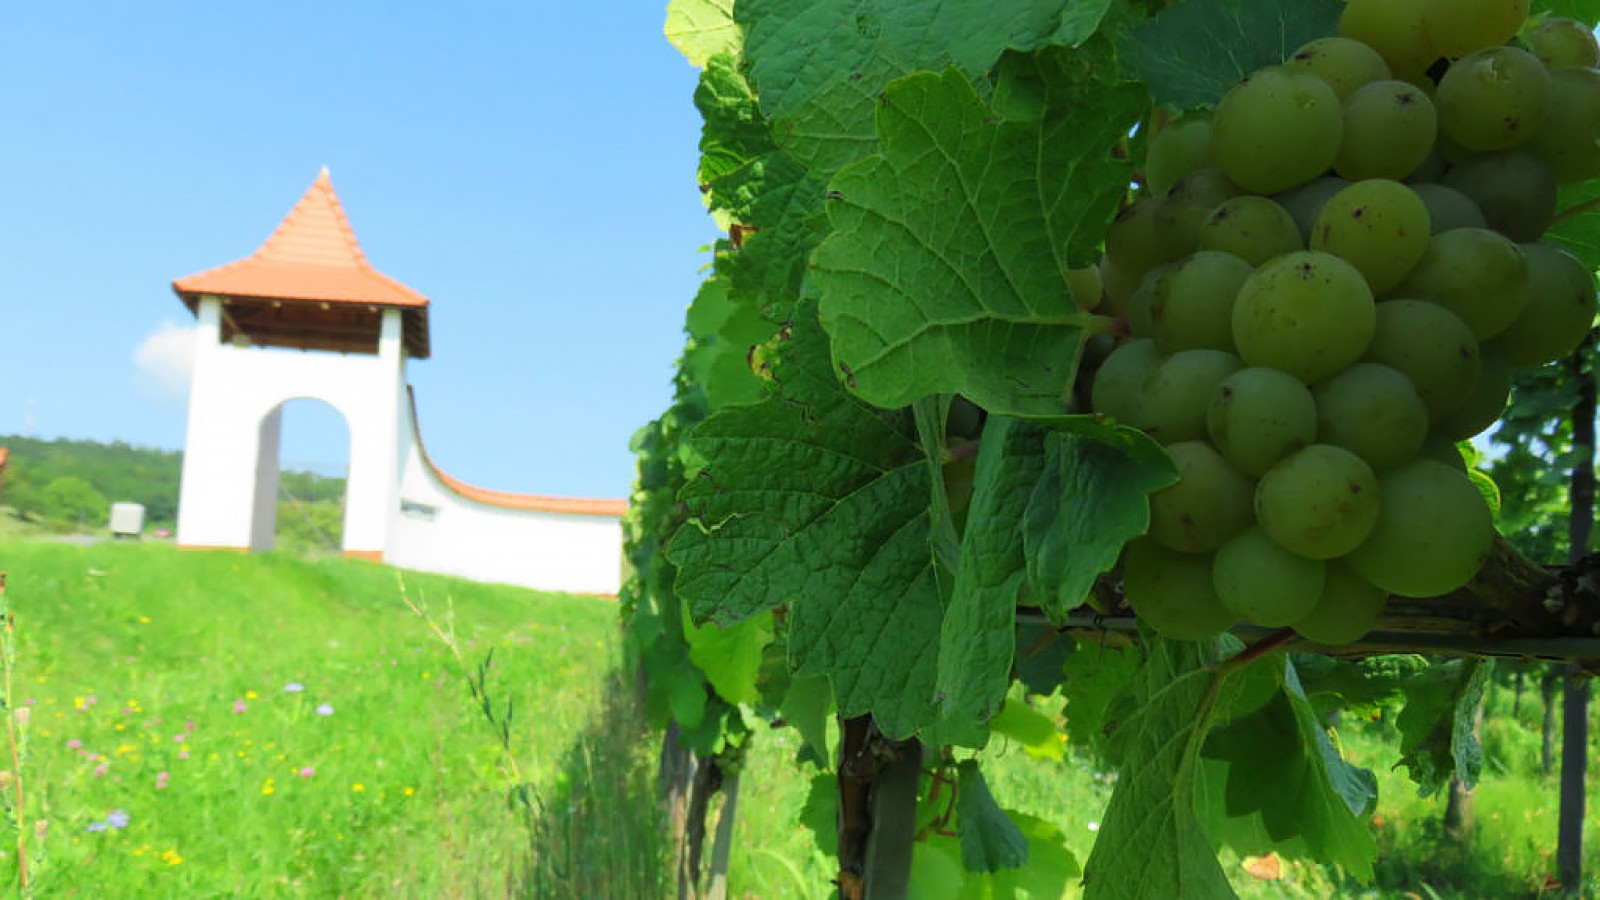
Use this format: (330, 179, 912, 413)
(0, 435, 345, 531)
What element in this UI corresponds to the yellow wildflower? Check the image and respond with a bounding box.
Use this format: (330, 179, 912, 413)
(351, 783, 365, 793)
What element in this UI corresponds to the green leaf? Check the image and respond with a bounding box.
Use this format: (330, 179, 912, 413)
(668, 668, 710, 730)
(684, 609, 775, 706)
(1199, 657, 1378, 880)
(800, 771, 841, 857)
(1014, 622, 1075, 696)
(936, 417, 1053, 742)
(1119, 0, 1344, 110)
(956, 760, 1029, 873)
(1532, 0, 1600, 27)
(738, 0, 1090, 174)
(1023, 421, 1178, 618)
(992, 812, 1083, 897)
(812, 57, 1145, 415)
(989, 695, 1066, 761)
(1395, 658, 1491, 796)
(780, 675, 834, 762)
(1061, 641, 1142, 758)
(667, 310, 944, 738)
(909, 840, 967, 900)
(1081, 641, 1238, 900)
(1546, 181, 1600, 271)
(665, 0, 742, 67)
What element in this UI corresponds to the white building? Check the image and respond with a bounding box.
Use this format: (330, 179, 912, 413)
(171, 170, 625, 596)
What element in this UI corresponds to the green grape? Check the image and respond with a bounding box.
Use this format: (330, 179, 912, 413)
(1420, 0, 1529, 57)
(1147, 441, 1255, 553)
(1286, 36, 1393, 100)
(1212, 67, 1344, 194)
(1145, 114, 1215, 195)
(1397, 228, 1530, 340)
(1124, 264, 1167, 339)
(1434, 352, 1510, 441)
(1441, 150, 1557, 242)
(1488, 243, 1598, 367)
(1090, 338, 1161, 427)
(1098, 255, 1140, 317)
(1310, 179, 1432, 295)
(1196, 196, 1304, 267)
(1255, 444, 1381, 559)
(1067, 265, 1103, 312)
(1292, 561, 1390, 645)
(1105, 198, 1173, 280)
(1232, 251, 1376, 384)
(1335, 80, 1437, 181)
(1345, 459, 1495, 597)
(1364, 300, 1481, 420)
(1140, 349, 1245, 443)
(1146, 251, 1253, 353)
(1314, 362, 1430, 472)
(1410, 183, 1487, 233)
(1527, 67, 1600, 183)
(1435, 47, 1552, 151)
(1121, 539, 1237, 640)
(1207, 367, 1318, 476)
(1153, 169, 1243, 256)
(1340, 0, 1438, 82)
(1274, 177, 1349, 241)
(1213, 526, 1326, 626)
(1524, 17, 1599, 69)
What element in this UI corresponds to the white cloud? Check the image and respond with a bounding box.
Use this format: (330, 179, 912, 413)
(134, 321, 197, 402)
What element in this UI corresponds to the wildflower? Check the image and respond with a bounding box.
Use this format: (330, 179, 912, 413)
(173, 734, 185, 743)
(284, 682, 304, 693)
(138, 616, 150, 624)
(261, 778, 275, 796)
(87, 821, 108, 833)
(403, 787, 415, 797)
(245, 690, 258, 700)
(315, 704, 334, 716)
(351, 783, 365, 793)
(232, 700, 247, 714)
(73, 697, 85, 709)
(12, 709, 27, 726)
(162, 849, 182, 866)
(177, 750, 190, 760)
(155, 772, 169, 790)
(107, 810, 130, 829)
(66, 739, 82, 750)
(298, 766, 315, 778)
(92, 764, 108, 778)
(184, 721, 195, 732)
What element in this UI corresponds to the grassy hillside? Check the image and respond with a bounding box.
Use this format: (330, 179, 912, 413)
(0, 540, 666, 897)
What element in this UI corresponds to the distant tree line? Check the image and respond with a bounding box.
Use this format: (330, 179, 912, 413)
(0, 434, 345, 534)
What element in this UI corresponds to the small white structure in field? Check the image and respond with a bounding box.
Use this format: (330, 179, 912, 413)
(170, 170, 625, 595)
(109, 502, 146, 538)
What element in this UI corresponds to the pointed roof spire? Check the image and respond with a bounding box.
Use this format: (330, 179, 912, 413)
(173, 169, 428, 309)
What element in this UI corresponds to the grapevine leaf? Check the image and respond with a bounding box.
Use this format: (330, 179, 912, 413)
(668, 668, 710, 730)
(695, 54, 778, 194)
(665, 0, 742, 67)
(1394, 658, 1490, 796)
(1119, 0, 1344, 110)
(1023, 421, 1178, 619)
(1199, 657, 1378, 880)
(812, 60, 1144, 415)
(993, 812, 1082, 895)
(737, 0, 1090, 174)
(1546, 180, 1600, 271)
(989, 695, 1066, 761)
(1081, 641, 1239, 900)
(1061, 641, 1142, 758)
(956, 760, 1029, 872)
(684, 609, 774, 707)
(1294, 653, 1430, 716)
(801, 771, 841, 857)
(907, 841, 966, 899)
(683, 277, 777, 411)
(936, 416, 1052, 741)
(779, 675, 834, 761)
(667, 310, 944, 738)
(1015, 622, 1075, 696)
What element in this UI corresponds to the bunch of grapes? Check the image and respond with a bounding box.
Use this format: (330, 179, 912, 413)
(1083, 3, 1599, 645)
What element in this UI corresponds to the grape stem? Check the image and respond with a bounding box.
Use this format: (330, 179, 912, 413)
(1219, 627, 1298, 674)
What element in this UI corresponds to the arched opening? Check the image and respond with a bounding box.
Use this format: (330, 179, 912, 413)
(250, 398, 351, 557)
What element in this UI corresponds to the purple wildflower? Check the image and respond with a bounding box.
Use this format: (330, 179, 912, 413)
(315, 704, 334, 716)
(86, 821, 108, 833)
(284, 682, 305, 693)
(232, 700, 247, 714)
(106, 810, 130, 829)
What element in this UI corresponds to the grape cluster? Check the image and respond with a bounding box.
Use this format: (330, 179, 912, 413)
(1084, 7, 1600, 645)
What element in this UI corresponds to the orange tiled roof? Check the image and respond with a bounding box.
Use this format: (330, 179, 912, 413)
(172, 169, 428, 310)
(407, 390, 627, 517)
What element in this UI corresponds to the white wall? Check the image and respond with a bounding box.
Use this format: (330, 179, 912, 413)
(176, 297, 624, 596)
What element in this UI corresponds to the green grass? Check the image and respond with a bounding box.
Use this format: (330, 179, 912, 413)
(0, 538, 667, 897)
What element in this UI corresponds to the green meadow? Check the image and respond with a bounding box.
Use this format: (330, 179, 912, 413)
(5, 537, 1600, 898)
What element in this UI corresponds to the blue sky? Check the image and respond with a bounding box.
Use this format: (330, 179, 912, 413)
(0, 4, 722, 499)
